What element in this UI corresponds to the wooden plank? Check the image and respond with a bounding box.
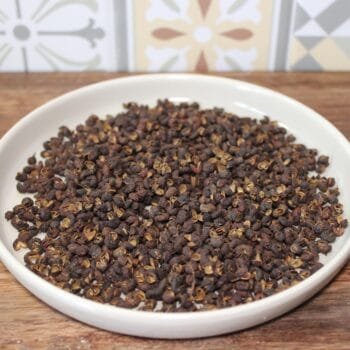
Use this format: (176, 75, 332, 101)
(0, 73, 349, 350)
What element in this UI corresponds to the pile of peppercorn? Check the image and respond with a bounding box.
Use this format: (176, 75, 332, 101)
(5, 100, 347, 311)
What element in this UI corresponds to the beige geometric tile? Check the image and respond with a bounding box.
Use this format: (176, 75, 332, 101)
(133, 0, 275, 72)
(311, 37, 350, 70)
(288, 38, 308, 68)
(288, 0, 350, 71)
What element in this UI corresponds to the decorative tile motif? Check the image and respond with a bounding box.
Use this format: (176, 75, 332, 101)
(288, 0, 350, 71)
(0, 0, 348, 72)
(0, 0, 117, 71)
(133, 0, 274, 72)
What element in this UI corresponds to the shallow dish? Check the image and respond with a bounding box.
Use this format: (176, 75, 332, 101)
(0, 74, 349, 339)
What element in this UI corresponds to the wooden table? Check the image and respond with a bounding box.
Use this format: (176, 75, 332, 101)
(0, 73, 349, 350)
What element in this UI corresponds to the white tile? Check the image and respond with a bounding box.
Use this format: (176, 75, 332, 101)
(0, 0, 117, 71)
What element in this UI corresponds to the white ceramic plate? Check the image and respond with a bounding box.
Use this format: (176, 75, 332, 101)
(0, 74, 349, 339)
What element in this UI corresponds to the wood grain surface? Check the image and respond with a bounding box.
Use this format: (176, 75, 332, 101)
(0, 73, 349, 350)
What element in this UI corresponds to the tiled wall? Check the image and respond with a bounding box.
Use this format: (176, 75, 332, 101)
(0, 0, 349, 72)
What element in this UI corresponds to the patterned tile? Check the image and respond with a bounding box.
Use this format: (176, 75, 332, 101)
(132, 0, 275, 72)
(0, 0, 348, 72)
(288, 0, 350, 71)
(0, 0, 118, 72)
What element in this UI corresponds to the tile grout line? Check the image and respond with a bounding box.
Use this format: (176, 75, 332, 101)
(273, 0, 295, 71)
(268, 0, 282, 71)
(113, 0, 128, 71)
(125, 0, 134, 71)
(286, 0, 297, 71)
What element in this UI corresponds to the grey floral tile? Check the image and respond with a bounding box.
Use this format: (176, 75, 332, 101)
(0, 0, 120, 71)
